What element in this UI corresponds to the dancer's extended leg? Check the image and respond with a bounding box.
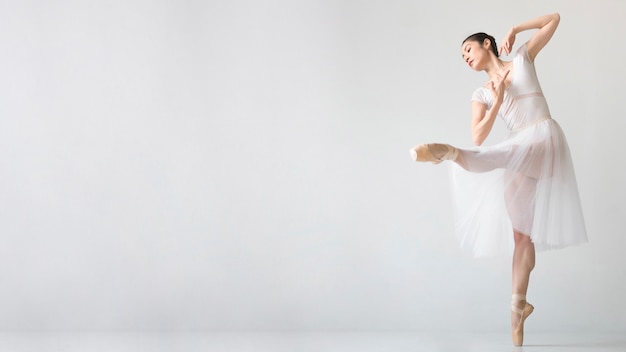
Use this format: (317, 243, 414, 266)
(411, 141, 549, 179)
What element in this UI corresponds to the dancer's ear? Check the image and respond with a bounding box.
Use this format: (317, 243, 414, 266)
(483, 38, 491, 50)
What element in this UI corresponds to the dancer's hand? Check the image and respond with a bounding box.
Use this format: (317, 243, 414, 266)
(486, 70, 510, 103)
(499, 29, 516, 56)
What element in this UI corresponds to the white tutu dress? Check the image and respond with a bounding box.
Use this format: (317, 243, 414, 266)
(450, 44, 587, 257)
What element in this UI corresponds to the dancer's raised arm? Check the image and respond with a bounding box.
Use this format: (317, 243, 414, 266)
(499, 13, 560, 61)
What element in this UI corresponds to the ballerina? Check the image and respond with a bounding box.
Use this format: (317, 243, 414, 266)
(410, 13, 587, 346)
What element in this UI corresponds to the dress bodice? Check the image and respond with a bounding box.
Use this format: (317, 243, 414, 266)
(471, 45, 551, 131)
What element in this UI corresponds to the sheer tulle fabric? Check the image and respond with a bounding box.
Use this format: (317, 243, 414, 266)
(450, 119, 587, 256)
(449, 45, 587, 257)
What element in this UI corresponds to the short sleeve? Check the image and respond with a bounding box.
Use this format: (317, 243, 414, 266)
(471, 87, 493, 109)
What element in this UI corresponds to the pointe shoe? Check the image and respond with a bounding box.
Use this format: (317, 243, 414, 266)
(511, 294, 534, 346)
(409, 144, 458, 164)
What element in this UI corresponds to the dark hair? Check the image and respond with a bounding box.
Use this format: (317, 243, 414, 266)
(463, 32, 499, 57)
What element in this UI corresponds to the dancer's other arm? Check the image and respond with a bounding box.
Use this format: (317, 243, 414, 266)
(499, 12, 560, 61)
(471, 70, 509, 146)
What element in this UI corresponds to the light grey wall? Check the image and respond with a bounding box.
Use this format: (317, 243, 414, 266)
(0, 0, 624, 332)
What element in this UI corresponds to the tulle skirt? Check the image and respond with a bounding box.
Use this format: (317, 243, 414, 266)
(450, 118, 587, 257)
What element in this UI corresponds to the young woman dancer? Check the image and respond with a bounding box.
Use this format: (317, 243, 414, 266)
(410, 13, 587, 346)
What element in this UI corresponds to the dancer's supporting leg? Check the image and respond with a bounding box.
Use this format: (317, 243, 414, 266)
(511, 230, 535, 346)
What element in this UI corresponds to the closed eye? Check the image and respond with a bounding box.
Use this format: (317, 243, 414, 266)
(462, 46, 471, 61)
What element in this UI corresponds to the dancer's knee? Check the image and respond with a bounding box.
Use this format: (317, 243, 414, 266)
(513, 230, 532, 246)
(513, 230, 535, 270)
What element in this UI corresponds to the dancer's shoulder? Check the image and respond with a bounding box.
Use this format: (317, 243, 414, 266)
(471, 86, 493, 108)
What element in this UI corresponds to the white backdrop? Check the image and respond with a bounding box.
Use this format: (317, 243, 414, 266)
(0, 0, 624, 332)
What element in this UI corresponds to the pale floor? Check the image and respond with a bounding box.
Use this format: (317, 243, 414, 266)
(0, 332, 624, 352)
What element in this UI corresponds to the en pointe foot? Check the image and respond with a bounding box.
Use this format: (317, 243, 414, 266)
(511, 294, 534, 346)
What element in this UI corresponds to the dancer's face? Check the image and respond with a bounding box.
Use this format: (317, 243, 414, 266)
(461, 39, 491, 71)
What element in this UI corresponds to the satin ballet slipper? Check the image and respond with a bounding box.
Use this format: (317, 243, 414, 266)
(511, 294, 534, 346)
(409, 143, 458, 164)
